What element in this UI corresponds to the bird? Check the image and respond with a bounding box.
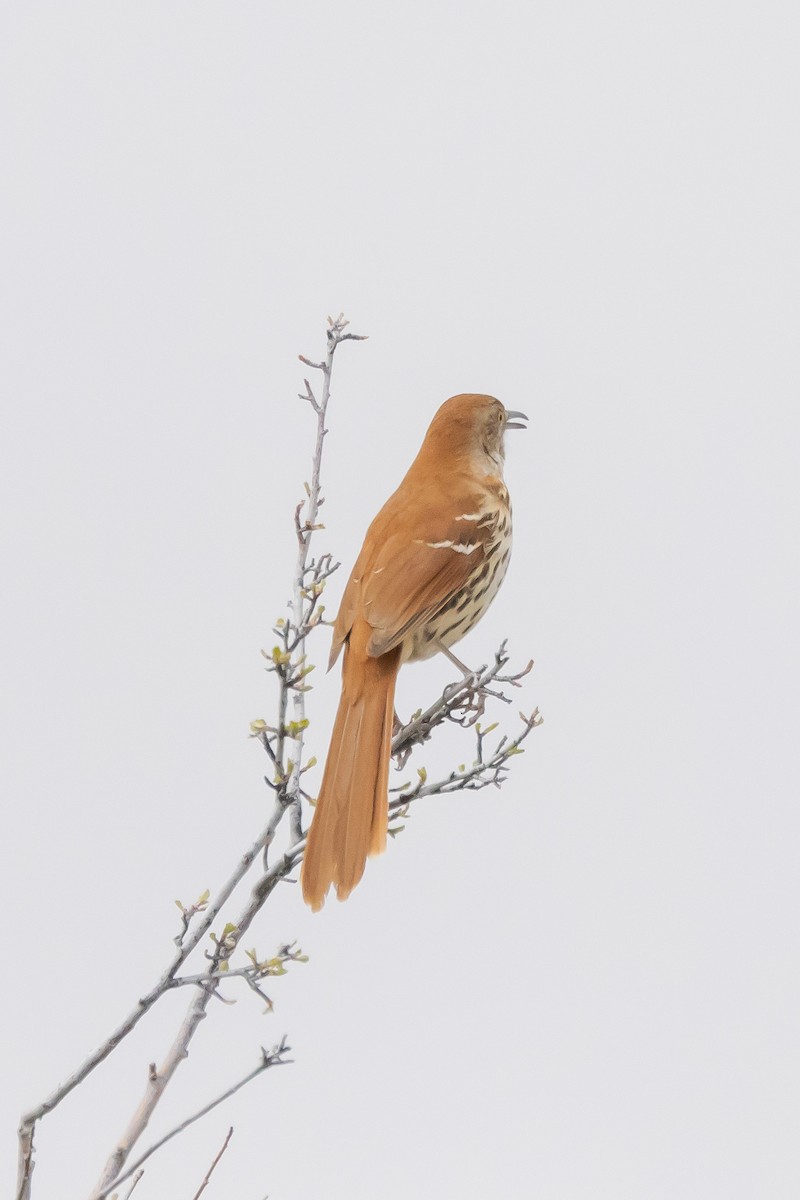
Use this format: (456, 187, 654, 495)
(300, 393, 527, 911)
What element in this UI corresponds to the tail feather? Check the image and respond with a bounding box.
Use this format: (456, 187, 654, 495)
(301, 627, 401, 911)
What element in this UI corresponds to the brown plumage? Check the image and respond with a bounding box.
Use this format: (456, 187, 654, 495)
(301, 393, 527, 910)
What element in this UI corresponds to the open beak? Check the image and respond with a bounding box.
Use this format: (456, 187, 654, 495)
(505, 409, 528, 430)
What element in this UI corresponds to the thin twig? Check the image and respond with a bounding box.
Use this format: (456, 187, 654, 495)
(391, 641, 533, 767)
(121, 1169, 144, 1198)
(286, 313, 358, 842)
(171, 941, 308, 1012)
(191, 1126, 234, 1200)
(390, 706, 542, 809)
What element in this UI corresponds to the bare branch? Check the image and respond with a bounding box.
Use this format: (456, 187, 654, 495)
(89, 848, 303, 1195)
(16, 819, 274, 1200)
(89, 980, 215, 1197)
(15, 1125, 33, 1200)
(95, 1042, 291, 1199)
(390, 705, 542, 810)
(284, 315, 364, 844)
(391, 641, 534, 767)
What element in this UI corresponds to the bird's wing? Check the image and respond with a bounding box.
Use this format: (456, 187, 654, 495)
(329, 478, 498, 665)
(361, 523, 488, 656)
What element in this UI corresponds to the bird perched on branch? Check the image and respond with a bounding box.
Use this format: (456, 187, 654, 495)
(301, 393, 527, 910)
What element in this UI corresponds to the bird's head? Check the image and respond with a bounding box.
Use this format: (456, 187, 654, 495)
(424, 393, 528, 472)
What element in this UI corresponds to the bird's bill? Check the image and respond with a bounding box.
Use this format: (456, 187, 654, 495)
(504, 409, 528, 430)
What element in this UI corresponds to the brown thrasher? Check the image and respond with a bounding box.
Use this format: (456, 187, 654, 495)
(301, 393, 527, 910)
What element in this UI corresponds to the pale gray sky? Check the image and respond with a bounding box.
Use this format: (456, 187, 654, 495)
(3, 2, 799, 1197)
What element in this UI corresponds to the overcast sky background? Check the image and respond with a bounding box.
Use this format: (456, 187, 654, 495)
(2, 2, 799, 1197)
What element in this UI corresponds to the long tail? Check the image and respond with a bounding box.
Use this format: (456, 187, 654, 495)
(301, 625, 401, 911)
